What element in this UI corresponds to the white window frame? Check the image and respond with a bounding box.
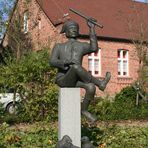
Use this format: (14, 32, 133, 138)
(118, 49, 129, 77)
(88, 49, 101, 77)
(38, 19, 41, 30)
(24, 11, 28, 33)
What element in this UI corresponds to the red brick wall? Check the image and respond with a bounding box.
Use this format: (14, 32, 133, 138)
(24, 0, 60, 50)
(3, 0, 64, 50)
(3, 0, 140, 96)
(26, 0, 68, 50)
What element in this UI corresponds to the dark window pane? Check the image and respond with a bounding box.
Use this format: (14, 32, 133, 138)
(95, 71, 99, 74)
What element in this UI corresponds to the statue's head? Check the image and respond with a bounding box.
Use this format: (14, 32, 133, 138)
(60, 20, 79, 38)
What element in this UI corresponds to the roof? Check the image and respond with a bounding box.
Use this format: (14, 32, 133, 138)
(36, 0, 148, 41)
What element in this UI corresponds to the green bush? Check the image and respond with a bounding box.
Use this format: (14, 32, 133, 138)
(100, 125, 148, 148)
(0, 104, 16, 125)
(0, 49, 58, 123)
(0, 103, 5, 122)
(81, 122, 148, 147)
(0, 122, 148, 148)
(18, 85, 58, 122)
(0, 122, 58, 148)
(90, 86, 148, 120)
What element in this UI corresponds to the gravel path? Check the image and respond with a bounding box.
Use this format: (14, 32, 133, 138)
(97, 120, 148, 127)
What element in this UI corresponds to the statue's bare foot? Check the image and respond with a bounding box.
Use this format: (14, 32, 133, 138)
(99, 72, 111, 91)
(81, 110, 97, 123)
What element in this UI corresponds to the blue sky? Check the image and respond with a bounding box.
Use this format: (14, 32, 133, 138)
(134, 0, 148, 2)
(0, 0, 15, 20)
(135, 0, 144, 1)
(0, 0, 16, 38)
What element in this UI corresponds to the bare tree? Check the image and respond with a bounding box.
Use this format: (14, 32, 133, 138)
(118, 3, 148, 93)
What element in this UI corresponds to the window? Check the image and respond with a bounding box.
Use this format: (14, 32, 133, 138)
(118, 49, 129, 76)
(88, 49, 101, 76)
(37, 16, 41, 30)
(24, 11, 28, 33)
(38, 19, 41, 30)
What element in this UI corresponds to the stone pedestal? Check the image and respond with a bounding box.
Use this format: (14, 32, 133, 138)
(58, 88, 81, 147)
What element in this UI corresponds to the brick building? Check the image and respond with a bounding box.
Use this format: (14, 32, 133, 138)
(2, 0, 148, 96)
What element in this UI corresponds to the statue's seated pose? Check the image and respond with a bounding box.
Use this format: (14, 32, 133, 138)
(50, 19, 111, 122)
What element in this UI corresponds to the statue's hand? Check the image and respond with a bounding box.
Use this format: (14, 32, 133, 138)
(87, 18, 97, 28)
(64, 59, 75, 66)
(63, 66, 69, 70)
(63, 59, 73, 70)
(64, 59, 71, 66)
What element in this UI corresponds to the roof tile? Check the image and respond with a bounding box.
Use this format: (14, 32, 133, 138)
(36, 0, 148, 40)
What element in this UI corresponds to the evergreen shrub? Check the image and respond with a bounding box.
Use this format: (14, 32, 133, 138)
(0, 49, 58, 123)
(90, 86, 148, 120)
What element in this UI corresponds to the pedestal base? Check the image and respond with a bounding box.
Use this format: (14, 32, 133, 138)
(58, 88, 81, 147)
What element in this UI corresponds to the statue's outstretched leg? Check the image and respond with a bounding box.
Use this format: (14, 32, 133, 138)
(56, 64, 111, 90)
(70, 64, 111, 91)
(91, 72, 111, 91)
(76, 81, 97, 122)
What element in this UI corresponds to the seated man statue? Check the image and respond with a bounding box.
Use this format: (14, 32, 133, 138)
(50, 19, 111, 122)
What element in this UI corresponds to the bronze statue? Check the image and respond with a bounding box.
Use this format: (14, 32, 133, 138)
(50, 18, 111, 122)
(81, 136, 94, 148)
(56, 135, 95, 148)
(56, 135, 80, 148)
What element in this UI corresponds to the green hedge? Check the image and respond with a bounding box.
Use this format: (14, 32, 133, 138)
(0, 49, 58, 123)
(90, 86, 148, 120)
